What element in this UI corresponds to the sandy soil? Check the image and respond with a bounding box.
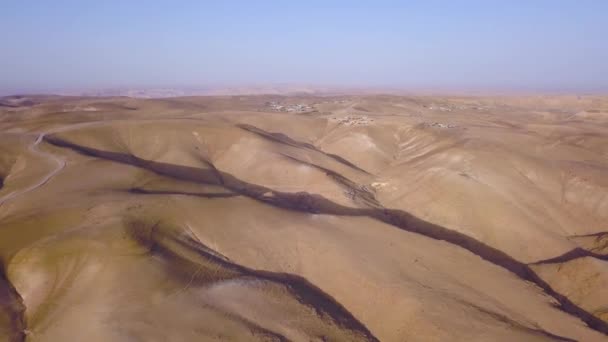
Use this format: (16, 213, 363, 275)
(0, 94, 607, 341)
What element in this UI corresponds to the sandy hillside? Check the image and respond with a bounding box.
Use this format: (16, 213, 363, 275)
(1, 94, 607, 341)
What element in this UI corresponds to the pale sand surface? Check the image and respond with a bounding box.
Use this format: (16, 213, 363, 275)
(1, 94, 608, 341)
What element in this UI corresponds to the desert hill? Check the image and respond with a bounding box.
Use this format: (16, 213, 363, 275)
(1, 94, 607, 341)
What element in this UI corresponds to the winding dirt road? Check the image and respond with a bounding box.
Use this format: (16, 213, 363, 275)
(0, 133, 65, 210)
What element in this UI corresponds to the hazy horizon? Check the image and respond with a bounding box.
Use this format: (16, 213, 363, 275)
(2, 1, 608, 95)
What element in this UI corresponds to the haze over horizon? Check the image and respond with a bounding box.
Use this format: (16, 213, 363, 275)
(2, 0, 608, 95)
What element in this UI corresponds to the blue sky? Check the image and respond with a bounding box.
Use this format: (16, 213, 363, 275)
(1, 1, 607, 93)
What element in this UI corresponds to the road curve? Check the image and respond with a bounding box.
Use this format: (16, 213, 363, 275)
(0, 133, 66, 210)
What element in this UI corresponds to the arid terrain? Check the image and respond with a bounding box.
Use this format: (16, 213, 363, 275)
(1, 94, 607, 341)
